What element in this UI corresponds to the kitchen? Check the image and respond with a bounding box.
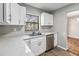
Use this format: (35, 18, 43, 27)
(0, 3, 79, 56)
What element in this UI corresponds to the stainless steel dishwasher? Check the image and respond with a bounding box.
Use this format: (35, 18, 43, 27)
(46, 34, 54, 51)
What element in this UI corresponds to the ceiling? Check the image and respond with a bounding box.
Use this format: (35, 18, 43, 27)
(67, 10, 79, 18)
(26, 3, 71, 12)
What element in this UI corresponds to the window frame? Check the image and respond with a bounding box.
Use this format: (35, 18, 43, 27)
(25, 14, 39, 31)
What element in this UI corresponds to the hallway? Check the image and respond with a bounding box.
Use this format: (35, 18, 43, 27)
(68, 37, 79, 55)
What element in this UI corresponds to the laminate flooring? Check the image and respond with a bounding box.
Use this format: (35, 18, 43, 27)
(68, 37, 79, 55)
(41, 47, 76, 56)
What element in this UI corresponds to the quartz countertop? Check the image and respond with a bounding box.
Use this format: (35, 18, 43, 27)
(22, 34, 46, 40)
(22, 32, 57, 40)
(42, 32, 56, 35)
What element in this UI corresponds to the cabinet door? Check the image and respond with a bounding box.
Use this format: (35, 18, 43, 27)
(41, 13, 49, 25)
(54, 33, 57, 47)
(4, 3, 11, 24)
(10, 3, 20, 25)
(48, 14, 53, 25)
(30, 36, 46, 55)
(44, 13, 51, 25)
(41, 12, 53, 26)
(0, 3, 3, 23)
(20, 6, 26, 25)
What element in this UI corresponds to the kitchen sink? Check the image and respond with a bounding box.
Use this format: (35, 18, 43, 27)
(29, 33, 42, 36)
(29, 32, 42, 36)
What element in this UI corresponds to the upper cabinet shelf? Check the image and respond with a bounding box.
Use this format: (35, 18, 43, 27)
(0, 3, 26, 25)
(41, 12, 53, 26)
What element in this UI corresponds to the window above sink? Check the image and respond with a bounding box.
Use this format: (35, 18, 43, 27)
(25, 14, 39, 31)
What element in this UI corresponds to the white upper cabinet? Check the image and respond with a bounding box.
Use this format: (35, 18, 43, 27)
(41, 12, 53, 26)
(0, 3, 3, 23)
(4, 3, 11, 24)
(20, 6, 26, 25)
(0, 3, 26, 25)
(10, 3, 20, 25)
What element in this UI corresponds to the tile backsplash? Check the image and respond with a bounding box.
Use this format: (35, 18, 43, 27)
(0, 25, 53, 36)
(0, 25, 24, 36)
(40, 26, 53, 33)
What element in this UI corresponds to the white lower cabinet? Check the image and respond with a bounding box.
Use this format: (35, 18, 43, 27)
(30, 36, 46, 55)
(54, 33, 57, 47)
(25, 39, 31, 48)
(25, 36, 46, 56)
(30, 36, 46, 56)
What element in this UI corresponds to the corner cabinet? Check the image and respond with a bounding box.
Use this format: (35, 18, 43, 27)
(0, 3, 26, 25)
(41, 12, 53, 26)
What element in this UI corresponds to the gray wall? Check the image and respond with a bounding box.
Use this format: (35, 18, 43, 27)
(53, 3, 79, 49)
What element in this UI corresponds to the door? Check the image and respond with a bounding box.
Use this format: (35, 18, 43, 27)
(49, 14, 53, 25)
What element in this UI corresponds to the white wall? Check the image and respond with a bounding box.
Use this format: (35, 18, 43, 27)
(53, 3, 79, 49)
(68, 17, 79, 38)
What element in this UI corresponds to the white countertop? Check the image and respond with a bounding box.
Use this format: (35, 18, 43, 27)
(22, 32, 57, 40)
(42, 32, 56, 35)
(22, 34, 46, 40)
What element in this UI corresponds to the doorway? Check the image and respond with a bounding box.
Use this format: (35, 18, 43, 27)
(67, 10, 79, 55)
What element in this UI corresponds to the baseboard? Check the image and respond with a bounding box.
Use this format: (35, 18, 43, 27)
(67, 36, 79, 40)
(57, 45, 68, 50)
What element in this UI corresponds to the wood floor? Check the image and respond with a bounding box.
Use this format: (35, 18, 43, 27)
(68, 37, 79, 55)
(41, 47, 75, 56)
